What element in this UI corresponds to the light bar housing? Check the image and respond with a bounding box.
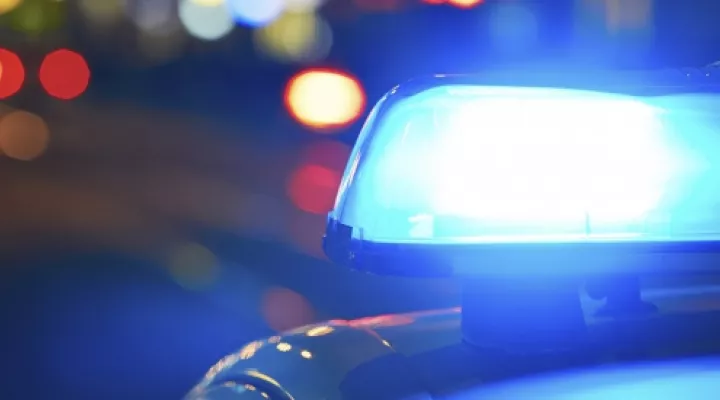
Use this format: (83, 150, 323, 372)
(324, 71, 720, 277)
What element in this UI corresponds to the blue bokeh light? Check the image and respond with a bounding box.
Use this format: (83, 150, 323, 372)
(226, 0, 285, 27)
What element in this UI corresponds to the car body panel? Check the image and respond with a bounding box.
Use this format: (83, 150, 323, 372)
(185, 308, 461, 399)
(187, 282, 720, 399)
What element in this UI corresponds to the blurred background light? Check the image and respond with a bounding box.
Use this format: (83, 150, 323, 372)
(39, 49, 91, 100)
(190, 0, 225, 6)
(8, 0, 65, 35)
(253, 11, 333, 64)
(137, 23, 186, 65)
(286, 140, 349, 257)
(285, 0, 326, 12)
(0, 110, 50, 161)
(125, 0, 176, 33)
(448, 0, 484, 8)
(78, 0, 124, 28)
(0, 49, 24, 99)
(167, 242, 219, 290)
(0, 0, 22, 15)
(299, 140, 351, 171)
(179, 0, 235, 41)
(226, 0, 285, 27)
(284, 69, 366, 131)
(286, 163, 342, 214)
(261, 287, 315, 331)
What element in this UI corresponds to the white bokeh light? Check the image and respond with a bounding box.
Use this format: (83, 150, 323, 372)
(189, 0, 225, 5)
(125, 0, 177, 33)
(179, 0, 235, 41)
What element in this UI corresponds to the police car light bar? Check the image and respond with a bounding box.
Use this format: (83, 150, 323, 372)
(323, 72, 720, 277)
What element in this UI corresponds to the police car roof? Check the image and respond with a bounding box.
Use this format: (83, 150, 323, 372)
(190, 278, 720, 399)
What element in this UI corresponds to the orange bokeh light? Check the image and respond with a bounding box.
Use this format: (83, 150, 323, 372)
(0, 48, 25, 99)
(40, 49, 91, 100)
(448, 0, 483, 8)
(0, 111, 50, 161)
(284, 68, 366, 132)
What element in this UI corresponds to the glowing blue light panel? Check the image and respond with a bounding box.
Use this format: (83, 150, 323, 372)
(330, 85, 720, 244)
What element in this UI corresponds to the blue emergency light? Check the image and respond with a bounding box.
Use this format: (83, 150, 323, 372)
(324, 72, 720, 277)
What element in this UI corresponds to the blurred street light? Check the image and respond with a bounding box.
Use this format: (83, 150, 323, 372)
(448, 0, 484, 8)
(78, 0, 124, 28)
(0, 110, 50, 161)
(190, 0, 225, 6)
(180, 0, 235, 40)
(285, 0, 326, 12)
(168, 242, 219, 290)
(40, 49, 91, 100)
(0, 48, 24, 99)
(8, 0, 65, 35)
(0, 0, 21, 15)
(284, 69, 365, 131)
(253, 11, 333, 64)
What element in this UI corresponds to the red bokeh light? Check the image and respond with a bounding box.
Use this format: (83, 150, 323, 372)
(287, 164, 342, 215)
(0, 49, 25, 99)
(39, 49, 91, 100)
(261, 287, 316, 332)
(299, 140, 351, 171)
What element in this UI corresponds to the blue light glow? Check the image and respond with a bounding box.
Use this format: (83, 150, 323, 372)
(454, 358, 720, 400)
(332, 85, 719, 244)
(226, 0, 284, 27)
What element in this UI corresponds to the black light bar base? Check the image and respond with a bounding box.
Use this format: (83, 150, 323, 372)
(588, 275, 658, 318)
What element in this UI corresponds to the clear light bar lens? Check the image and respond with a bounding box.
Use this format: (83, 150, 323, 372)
(332, 86, 720, 244)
